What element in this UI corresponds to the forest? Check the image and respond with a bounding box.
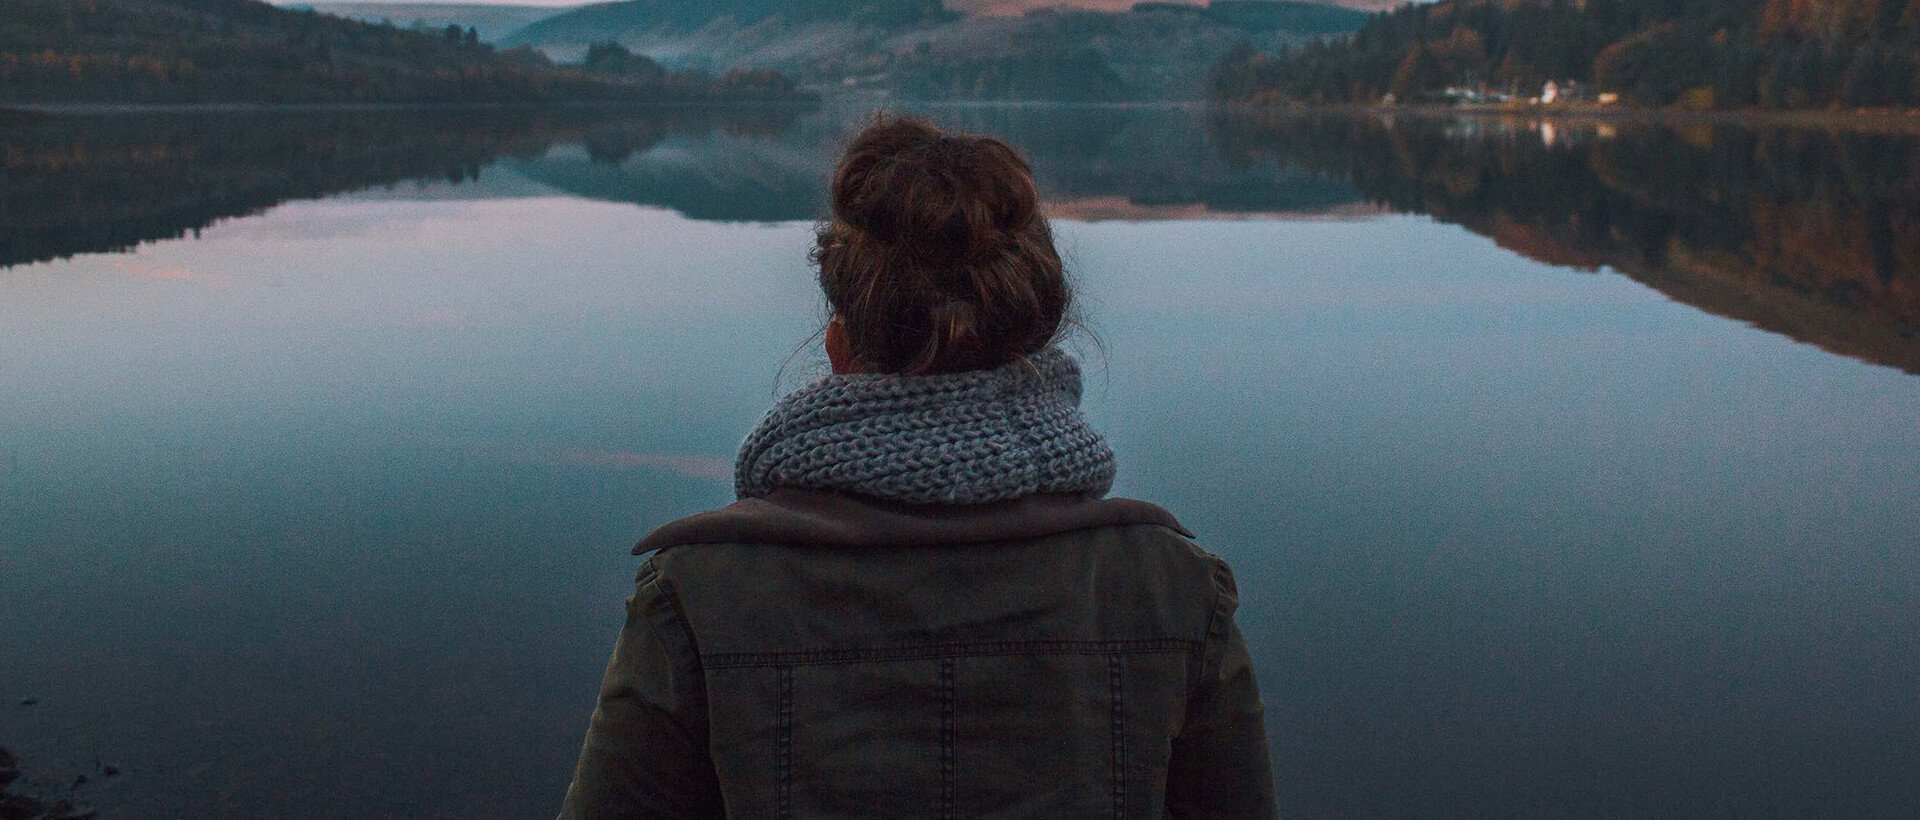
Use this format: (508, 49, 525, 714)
(0, 0, 809, 104)
(1212, 0, 1920, 109)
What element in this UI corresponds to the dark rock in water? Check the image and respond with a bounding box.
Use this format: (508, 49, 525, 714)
(69, 774, 86, 789)
(0, 749, 94, 820)
(1, 794, 45, 820)
(99, 766, 118, 778)
(16, 699, 37, 707)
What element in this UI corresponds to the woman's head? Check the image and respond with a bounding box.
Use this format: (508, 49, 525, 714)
(814, 115, 1068, 375)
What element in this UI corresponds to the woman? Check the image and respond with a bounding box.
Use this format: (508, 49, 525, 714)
(560, 116, 1275, 818)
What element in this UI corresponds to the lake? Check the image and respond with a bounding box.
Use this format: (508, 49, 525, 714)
(2, 104, 1917, 818)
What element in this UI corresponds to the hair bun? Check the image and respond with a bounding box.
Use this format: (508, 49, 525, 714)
(831, 118, 1039, 266)
(815, 115, 1068, 375)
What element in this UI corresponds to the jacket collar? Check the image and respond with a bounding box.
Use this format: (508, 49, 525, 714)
(634, 488, 1193, 554)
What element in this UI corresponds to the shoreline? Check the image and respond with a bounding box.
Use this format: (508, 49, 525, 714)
(13, 98, 1920, 133)
(2, 99, 820, 117)
(1212, 101, 1920, 133)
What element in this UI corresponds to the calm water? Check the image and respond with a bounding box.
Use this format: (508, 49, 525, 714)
(2, 105, 1917, 818)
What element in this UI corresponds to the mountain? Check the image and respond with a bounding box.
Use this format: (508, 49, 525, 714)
(295, 2, 579, 43)
(509, 0, 952, 43)
(1212, 0, 1920, 109)
(0, 0, 810, 104)
(504, 0, 1369, 100)
(949, 0, 1405, 13)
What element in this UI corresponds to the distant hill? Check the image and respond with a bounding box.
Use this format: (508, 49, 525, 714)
(505, 0, 1369, 100)
(295, 2, 578, 43)
(0, 0, 810, 104)
(948, 0, 1404, 14)
(1213, 0, 1920, 109)
(511, 0, 953, 40)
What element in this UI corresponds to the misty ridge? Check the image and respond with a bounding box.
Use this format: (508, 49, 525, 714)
(11, 0, 1920, 109)
(0, 0, 815, 104)
(0, 0, 1372, 105)
(307, 0, 1373, 101)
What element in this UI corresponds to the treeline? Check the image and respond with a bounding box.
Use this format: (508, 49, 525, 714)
(1213, 0, 1920, 109)
(0, 0, 810, 105)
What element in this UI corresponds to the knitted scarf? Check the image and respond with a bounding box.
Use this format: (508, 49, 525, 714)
(734, 347, 1117, 505)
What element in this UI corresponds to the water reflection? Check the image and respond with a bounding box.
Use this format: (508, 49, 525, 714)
(6, 106, 1915, 375)
(1208, 112, 1920, 375)
(4, 105, 1918, 818)
(467, 106, 1373, 223)
(0, 107, 805, 268)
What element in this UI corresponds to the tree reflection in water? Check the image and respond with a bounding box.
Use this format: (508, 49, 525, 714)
(6, 106, 1914, 374)
(1209, 112, 1920, 375)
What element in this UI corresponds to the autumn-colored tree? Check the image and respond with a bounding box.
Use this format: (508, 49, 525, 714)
(1389, 44, 1445, 97)
(1213, 0, 1920, 109)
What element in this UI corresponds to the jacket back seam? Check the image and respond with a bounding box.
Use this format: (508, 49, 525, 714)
(940, 656, 957, 820)
(1108, 652, 1127, 819)
(776, 664, 794, 819)
(645, 521, 1196, 555)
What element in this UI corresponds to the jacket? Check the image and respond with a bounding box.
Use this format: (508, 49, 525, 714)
(559, 488, 1276, 818)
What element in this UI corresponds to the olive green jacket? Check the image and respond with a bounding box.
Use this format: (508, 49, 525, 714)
(559, 489, 1276, 818)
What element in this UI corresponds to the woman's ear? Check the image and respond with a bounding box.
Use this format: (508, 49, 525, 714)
(825, 316, 857, 374)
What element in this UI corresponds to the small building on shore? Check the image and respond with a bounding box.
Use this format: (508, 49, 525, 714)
(1537, 80, 1594, 105)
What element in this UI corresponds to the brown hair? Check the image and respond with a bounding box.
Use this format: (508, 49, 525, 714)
(813, 115, 1069, 375)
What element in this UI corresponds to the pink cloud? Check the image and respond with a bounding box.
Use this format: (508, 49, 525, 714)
(116, 261, 227, 284)
(554, 449, 735, 481)
(462, 439, 732, 481)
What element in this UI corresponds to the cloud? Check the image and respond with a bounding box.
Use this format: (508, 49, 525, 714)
(551, 448, 735, 481)
(116, 261, 228, 284)
(460, 439, 732, 481)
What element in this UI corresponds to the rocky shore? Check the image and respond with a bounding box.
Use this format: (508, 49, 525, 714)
(0, 746, 101, 820)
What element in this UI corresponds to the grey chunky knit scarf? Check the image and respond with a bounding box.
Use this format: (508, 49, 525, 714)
(735, 347, 1116, 505)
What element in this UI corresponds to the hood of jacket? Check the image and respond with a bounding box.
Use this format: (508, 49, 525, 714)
(634, 487, 1195, 554)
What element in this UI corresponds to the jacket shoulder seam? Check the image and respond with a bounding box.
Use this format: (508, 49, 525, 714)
(646, 520, 1195, 554)
(702, 638, 1200, 669)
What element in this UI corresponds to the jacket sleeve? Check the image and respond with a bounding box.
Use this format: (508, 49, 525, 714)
(1166, 556, 1279, 819)
(558, 559, 722, 819)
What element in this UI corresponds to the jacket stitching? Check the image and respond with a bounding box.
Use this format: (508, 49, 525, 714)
(702, 638, 1199, 669)
(1109, 653, 1126, 819)
(1184, 556, 1233, 728)
(777, 664, 794, 819)
(641, 567, 722, 779)
(940, 657, 956, 820)
(648, 567, 708, 669)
